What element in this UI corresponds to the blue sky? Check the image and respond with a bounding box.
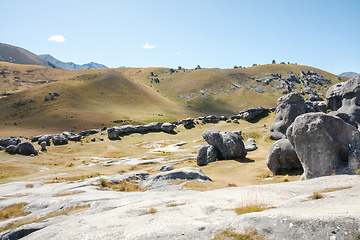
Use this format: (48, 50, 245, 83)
(2, 0, 359, 74)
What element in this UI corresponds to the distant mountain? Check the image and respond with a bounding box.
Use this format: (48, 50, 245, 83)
(339, 72, 360, 77)
(39, 54, 108, 70)
(0, 43, 60, 68)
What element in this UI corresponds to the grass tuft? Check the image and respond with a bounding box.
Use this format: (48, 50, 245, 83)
(310, 192, 323, 200)
(282, 174, 289, 182)
(212, 227, 268, 240)
(234, 203, 275, 215)
(139, 207, 157, 216)
(0, 203, 30, 221)
(166, 202, 186, 207)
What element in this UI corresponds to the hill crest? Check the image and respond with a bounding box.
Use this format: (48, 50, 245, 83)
(39, 54, 108, 70)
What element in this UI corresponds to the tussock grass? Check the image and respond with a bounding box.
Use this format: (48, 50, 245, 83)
(310, 192, 323, 200)
(53, 191, 85, 197)
(0, 204, 90, 233)
(0, 203, 30, 221)
(107, 182, 141, 192)
(139, 207, 157, 216)
(212, 227, 268, 240)
(166, 202, 186, 207)
(318, 186, 352, 193)
(234, 203, 275, 215)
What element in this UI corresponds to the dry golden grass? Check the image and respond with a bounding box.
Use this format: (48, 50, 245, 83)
(212, 227, 268, 240)
(234, 203, 275, 216)
(0, 204, 90, 233)
(139, 207, 157, 216)
(318, 186, 352, 193)
(309, 192, 324, 200)
(0, 203, 30, 221)
(53, 191, 85, 197)
(166, 202, 186, 207)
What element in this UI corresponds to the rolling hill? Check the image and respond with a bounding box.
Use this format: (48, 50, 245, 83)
(0, 43, 59, 69)
(0, 61, 347, 137)
(39, 54, 109, 70)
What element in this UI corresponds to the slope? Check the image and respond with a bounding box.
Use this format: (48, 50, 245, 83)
(0, 43, 59, 68)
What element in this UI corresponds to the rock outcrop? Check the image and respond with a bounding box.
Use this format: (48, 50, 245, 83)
(266, 139, 301, 175)
(5, 142, 38, 156)
(0, 137, 21, 147)
(196, 145, 217, 166)
(269, 92, 307, 140)
(236, 107, 268, 121)
(287, 112, 360, 180)
(326, 76, 360, 128)
(202, 130, 247, 160)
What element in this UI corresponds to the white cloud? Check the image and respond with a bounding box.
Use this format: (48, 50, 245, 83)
(177, 52, 181, 55)
(143, 42, 155, 49)
(48, 35, 66, 43)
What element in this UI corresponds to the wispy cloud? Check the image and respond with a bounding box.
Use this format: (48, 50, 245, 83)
(177, 52, 181, 55)
(143, 42, 155, 49)
(48, 35, 66, 43)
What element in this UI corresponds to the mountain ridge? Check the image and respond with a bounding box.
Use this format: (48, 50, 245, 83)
(339, 71, 359, 77)
(39, 54, 109, 70)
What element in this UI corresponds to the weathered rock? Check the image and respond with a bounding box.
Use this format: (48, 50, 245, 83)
(244, 138, 258, 151)
(52, 135, 68, 146)
(233, 119, 239, 124)
(269, 92, 307, 140)
(62, 132, 82, 141)
(6, 142, 38, 156)
(37, 135, 53, 146)
(106, 171, 149, 184)
(40, 141, 47, 152)
(202, 130, 247, 160)
(266, 139, 301, 175)
(145, 122, 163, 132)
(196, 145, 217, 166)
(161, 123, 176, 133)
(153, 164, 174, 172)
(326, 76, 360, 128)
(0, 137, 21, 147)
(140, 167, 211, 188)
(78, 129, 100, 136)
(238, 107, 268, 121)
(91, 137, 96, 142)
(287, 112, 360, 180)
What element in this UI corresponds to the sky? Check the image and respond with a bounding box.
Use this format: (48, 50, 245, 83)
(2, 0, 360, 74)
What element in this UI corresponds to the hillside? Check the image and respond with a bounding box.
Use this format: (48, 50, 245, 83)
(0, 62, 347, 137)
(39, 54, 109, 70)
(0, 43, 59, 69)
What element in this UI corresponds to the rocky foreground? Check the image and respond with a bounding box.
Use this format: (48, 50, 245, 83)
(1, 175, 359, 240)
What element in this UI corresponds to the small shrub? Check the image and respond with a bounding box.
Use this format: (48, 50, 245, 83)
(100, 178, 108, 188)
(310, 192, 323, 200)
(25, 184, 34, 188)
(66, 163, 74, 167)
(356, 169, 360, 175)
(228, 183, 237, 187)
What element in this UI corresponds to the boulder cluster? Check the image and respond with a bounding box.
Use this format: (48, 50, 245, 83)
(267, 76, 360, 179)
(0, 137, 38, 156)
(196, 130, 248, 166)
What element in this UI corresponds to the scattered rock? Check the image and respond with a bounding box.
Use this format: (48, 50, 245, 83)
(202, 130, 246, 160)
(106, 171, 149, 184)
(287, 112, 360, 180)
(91, 137, 96, 142)
(37, 135, 53, 146)
(161, 123, 176, 133)
(78, 129, 100, 136)
(0, 137, 21, 147)
(6, 142, 38, 156)
(40, 141, 47, 152)
(266, 139, 301, 175)
(52, 135, 68, 146)
(244, 138, 258, 151)
(153, 164, 174, 172)
(238, 107, 268, 121)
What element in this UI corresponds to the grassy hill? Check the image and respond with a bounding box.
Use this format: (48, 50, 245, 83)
(0, 62, 348, 137)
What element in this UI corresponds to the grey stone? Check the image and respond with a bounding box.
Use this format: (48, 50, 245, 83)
(40, 141, 47, 152)
(238, 107, 268, 121)
(0, 137, 21, 147)
(6, 142, 38, 156)
(269, 92, 307, 140)
(266, 139, 301, 175)
(244, 138, 258, 151)
(202, 130, 246, 160)
(91, 137, 95, 142)
(326, 76, 360, 128)
(287, 112, 360, 180)
(37, 135, 53, 146)
(52, 135, 68, 146)
(161, 123, 176, 133)
(106, 171, 149, 184)
(153, 164, 174, 172)
(78, 129, 100, 136)
(196, 145, 217, 166)
(140, 167, 211, 188)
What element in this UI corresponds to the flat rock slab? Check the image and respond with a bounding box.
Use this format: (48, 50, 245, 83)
(0, 175, 360, 240)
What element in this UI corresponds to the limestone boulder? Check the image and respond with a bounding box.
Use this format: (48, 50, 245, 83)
(287, 112, 360, 180)
(238, 107, 268, 121)
(52, 135, 68, 146)
(244, 138, 258, 152)
(266, 139, 302, 175)
(6, 142, 38, 156)
(37, 135, 53, 146)
(202, 130, 246, 160)
(161, 123, 176, 133)
(0, 137, 21, 147)
(270, 92, 307, 140)
(196, 145, 217, 166)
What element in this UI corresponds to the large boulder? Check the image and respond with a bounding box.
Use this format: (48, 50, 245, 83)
(0, 137, 21, 147)
(266, 139, 302, 175)
(202, 130, 247, 160)
(161, 123, 176, 133)
(326, 76, 360, 128)
(6, 142, 38, 156)
(237, 107, 268, 121)
(244, 138, 258, 152)
(196, 145, 217, 166)
(287, 112, 360, 180)
(140, 167, 211, 188)
(52, 135, 68, 146)
(37, 135, 53, 146)
(270, 92, 307, 140)
(78, 129, 100, 136)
